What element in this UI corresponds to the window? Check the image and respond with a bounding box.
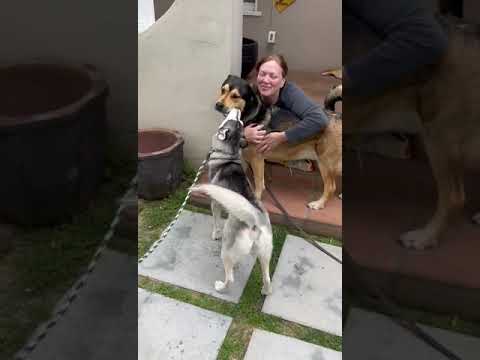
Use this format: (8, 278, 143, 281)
(138, 0, 156, 33)
(243, 0, 262, 16)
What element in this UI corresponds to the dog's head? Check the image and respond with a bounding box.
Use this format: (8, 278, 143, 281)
(212, 112, 247, 155)
(215, 75, 262, 124)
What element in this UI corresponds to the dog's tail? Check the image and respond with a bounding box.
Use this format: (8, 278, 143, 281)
(324, 84, 342, 112)
(192, 184, 259, 228)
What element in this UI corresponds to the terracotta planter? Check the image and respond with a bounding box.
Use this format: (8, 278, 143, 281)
(138, 128, 184, 200)
(0, 62, 108, 225)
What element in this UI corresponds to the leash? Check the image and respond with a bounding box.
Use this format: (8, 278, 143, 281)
(140, 108, 244, 264)
(138, 148, 213, 264)
(15, 175, 138, 360)
(265, 184, 462, 360)
(265, 185, 342, 264)
(344, 251, 462, 360)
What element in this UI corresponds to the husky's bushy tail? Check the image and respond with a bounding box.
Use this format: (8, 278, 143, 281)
(192, 184, 260, 227)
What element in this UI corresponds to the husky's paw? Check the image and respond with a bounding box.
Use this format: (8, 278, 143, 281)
(307, 199, 325, 210)
(214, 281, 228, 293)
(261, 284, 272, 296)
(399, 228, 438, 250)
(472, 212, 480, 225)
(211, 229, 222, 241)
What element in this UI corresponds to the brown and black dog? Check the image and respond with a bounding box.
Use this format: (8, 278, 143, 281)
(337, 15, 480, 249)
(215, 74, 342, 210)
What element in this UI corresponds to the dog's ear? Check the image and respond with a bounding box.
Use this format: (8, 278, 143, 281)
(222, 74, 236, 86)
(241, 83, 261, 124)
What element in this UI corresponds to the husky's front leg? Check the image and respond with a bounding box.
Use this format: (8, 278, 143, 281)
(211, 200, 223, 241)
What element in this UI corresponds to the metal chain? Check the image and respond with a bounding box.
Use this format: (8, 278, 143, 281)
(14, 175, 138, 360)
(138, 149, 212, 264)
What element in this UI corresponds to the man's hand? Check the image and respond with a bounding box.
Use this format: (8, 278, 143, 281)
(244, 124, 266, 144)
(257, 132, 287, 154)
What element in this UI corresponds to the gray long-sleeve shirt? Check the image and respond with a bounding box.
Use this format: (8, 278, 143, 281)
(273, 81, 329, 144)
(344, 0, 448, 97)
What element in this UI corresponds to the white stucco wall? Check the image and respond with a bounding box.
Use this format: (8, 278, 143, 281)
(138, 0, 243, 167)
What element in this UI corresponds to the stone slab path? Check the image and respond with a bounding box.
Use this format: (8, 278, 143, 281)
(262, 235, 342, 336)
(138, 211, 343, 359)
(344, 307, 480, 360)
(244, 329, 342, 360)
(138, 211, 255, 303)
(138, 288, 232, 360)
(27, 249, 137, 360)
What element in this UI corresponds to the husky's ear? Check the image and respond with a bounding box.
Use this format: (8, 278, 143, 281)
(242, 83, 261, 124)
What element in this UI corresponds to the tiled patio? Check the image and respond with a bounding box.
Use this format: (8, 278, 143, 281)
(190, 162, 342, 239)
(343, 151, 480, 320)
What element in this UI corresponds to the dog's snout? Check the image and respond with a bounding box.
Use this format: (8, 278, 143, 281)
(215, 102, 225, 112)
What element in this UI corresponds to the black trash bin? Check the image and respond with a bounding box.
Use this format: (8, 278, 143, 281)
(242, 37, 258, 79)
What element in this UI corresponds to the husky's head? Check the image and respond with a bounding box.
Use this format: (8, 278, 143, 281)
(211, 109, 244, 156)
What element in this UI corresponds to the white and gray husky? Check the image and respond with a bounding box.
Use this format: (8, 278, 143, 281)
(192, 109, 273, 295)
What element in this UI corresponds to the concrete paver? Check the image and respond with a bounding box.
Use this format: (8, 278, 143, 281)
(244, 329, 342, 360)
(344, 307, 480, 360)
(138, 288, 232, 360)
(138, 211, 255, 303)
(28, 249, 137, 360)
(262, 235, 342, 336)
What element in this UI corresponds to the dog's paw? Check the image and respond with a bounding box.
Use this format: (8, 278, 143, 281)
(399, 228, 438, 250)
(307, 200, 325, 210)
(214, 280, 227, 293)
(211, 229, 222, 241)
(472, 212, 480, 225)
(261, 284, 272, 296)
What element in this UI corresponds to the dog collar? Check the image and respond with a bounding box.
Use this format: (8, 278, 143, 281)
(209, 147, 242, 164)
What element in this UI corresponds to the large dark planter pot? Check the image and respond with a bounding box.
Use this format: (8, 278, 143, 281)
(0, 62, 108, 225)
(138, 129, 184, 200)
(242, 37, 258, 79)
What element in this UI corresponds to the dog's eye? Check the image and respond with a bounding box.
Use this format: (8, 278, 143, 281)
(231, 94, 239, 99)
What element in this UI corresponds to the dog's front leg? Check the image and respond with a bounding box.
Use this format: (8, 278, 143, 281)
(211, 200, 223, 241)
(242, 146, 265, 200)
(250, 156, 266, 200)
(400, 131, 465, 250)
(308, 159, 336, 210)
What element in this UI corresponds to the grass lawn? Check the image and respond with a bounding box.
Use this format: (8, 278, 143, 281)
(138, 163, 343, 359)
(0, 158, 135, 360)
